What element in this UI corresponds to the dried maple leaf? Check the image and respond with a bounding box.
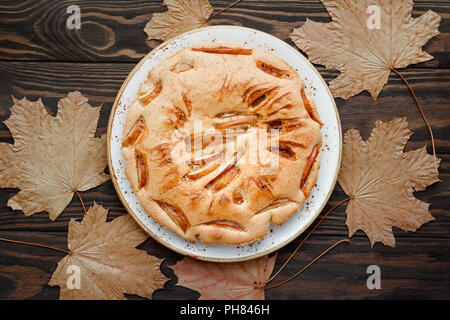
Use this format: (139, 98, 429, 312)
(144, 0, 214, 41)
(338, 117, 440, 247)
(0, 92, 109, 220)
(49, 202, 167, 299)
(172, 254, 276, 300)
(290, 0, 441, 100)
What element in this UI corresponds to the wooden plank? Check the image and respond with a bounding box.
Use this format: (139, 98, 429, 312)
(0, 0, 448, 67)
(0, 231, 448, 299)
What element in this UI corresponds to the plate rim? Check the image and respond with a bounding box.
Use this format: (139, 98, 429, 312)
(107, 25, 342, 262)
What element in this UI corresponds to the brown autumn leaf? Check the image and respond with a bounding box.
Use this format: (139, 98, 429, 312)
(0, 92, 109, 220)
(144, 0, 214, 41)
(172, 254, 276, 300)
(290, 0, 441, 100)
(338, 117, 441, 247)
(49, 202, 167, 300)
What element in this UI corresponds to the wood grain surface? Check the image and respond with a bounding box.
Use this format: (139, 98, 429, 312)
(0, 0, 449, 300)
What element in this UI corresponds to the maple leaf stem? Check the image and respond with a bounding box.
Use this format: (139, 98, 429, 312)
(264, 239, 349, 290)
(205, 0, 241, 23)
(75, 190, 87, 215)
(390, 67, 439, 178)
(0, 237, 70, 254)
(265, 196, 352, 285)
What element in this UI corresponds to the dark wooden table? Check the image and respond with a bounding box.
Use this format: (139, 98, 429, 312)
(0, 0, 449, 300)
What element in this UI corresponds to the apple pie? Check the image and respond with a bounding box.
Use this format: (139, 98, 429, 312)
(121, 44, 322, 244)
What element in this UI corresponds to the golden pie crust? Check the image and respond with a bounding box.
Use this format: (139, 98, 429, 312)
(121, 44, 322, 245)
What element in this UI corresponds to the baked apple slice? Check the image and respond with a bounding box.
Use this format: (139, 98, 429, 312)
(135, 151, 148, 189)
(192, 46, 252, 55)
(300, 144, 320, 189)
(122, 116, 145, 147)
(139, 82, 162, 105)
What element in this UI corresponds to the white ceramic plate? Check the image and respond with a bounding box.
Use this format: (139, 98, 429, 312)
(107, 26, 341, 262)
